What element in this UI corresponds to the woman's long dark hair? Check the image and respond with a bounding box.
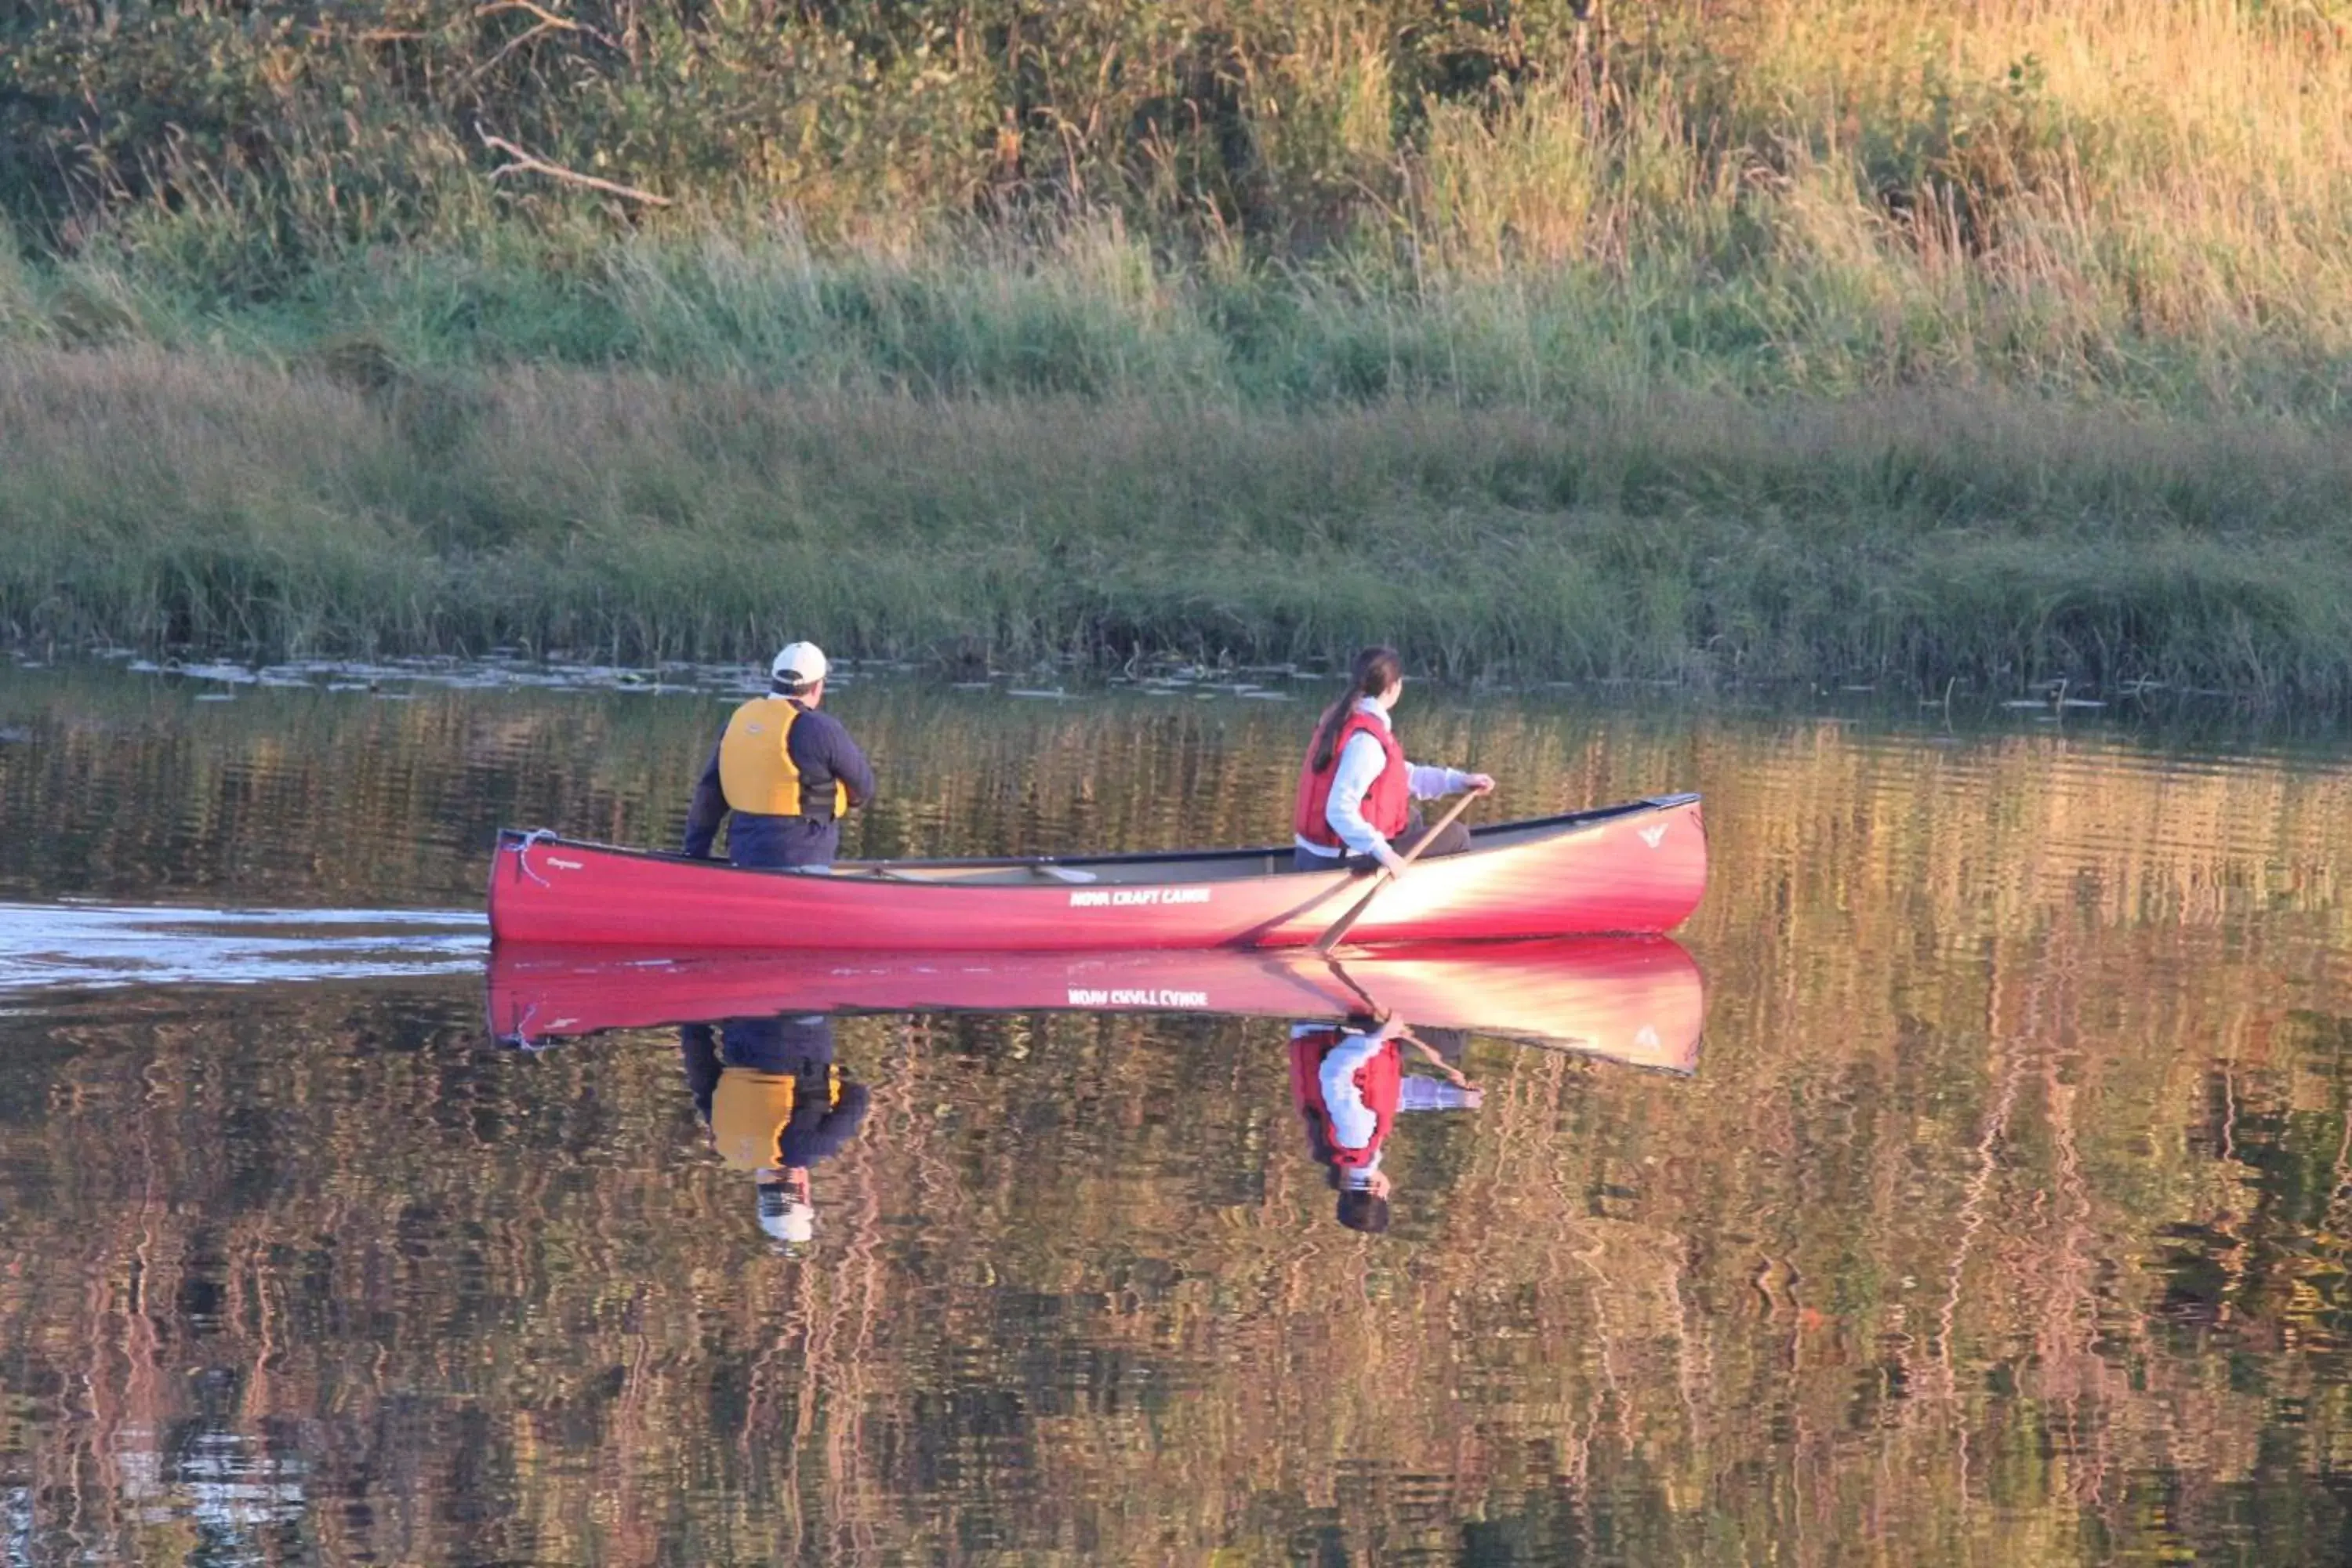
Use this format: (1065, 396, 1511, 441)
(1308, 646, 1403, 773)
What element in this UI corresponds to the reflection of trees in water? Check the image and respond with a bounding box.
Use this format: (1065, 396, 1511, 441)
(8, 942, 2352, 1561)
(6, 663, 2349, 930)
(2, 670, 2351, 1556)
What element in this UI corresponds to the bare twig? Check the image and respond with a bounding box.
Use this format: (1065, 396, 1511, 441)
(478, 130, 671, 206)
(469, 2, 619, 81)
(470, 21, 565, 78)
(475, 0, 619, 49)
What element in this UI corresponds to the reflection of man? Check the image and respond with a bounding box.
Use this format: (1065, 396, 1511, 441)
(1290, 1016, 1481, 1233)
(681, 1014, 870, 1250)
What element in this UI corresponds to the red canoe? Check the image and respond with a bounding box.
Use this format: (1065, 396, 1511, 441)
(487, 936, 1706, 1071)
(485, 794, 1705, 950)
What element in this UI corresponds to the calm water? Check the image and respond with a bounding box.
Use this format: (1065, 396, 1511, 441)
(2, 658, 2349, 1566)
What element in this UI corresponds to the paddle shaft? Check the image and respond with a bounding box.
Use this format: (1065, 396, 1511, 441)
(1312, 789, 1483, 954)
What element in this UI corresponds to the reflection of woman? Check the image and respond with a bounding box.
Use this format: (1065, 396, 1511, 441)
(1289, 1015, 1481, 1232)
(1291, 646, 1494, 876)
(681, 1014, 869, 1250)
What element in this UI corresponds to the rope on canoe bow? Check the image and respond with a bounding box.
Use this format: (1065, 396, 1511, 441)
(508, 827, 558, 887)
(504, 1000, 554, 1052)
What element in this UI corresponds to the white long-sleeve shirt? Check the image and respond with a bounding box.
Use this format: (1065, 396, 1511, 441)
(1317, 1029, 1387, 1149)
(1295, 698, 1472, 858)
(1303, 1025, 1482, 1165)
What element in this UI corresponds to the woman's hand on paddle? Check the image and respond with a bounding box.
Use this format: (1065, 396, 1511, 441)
(1464, 772, 1496, 796)
(1373, 840, 1411, 877)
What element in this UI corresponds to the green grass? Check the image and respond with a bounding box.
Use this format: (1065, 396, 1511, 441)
(5, 342, 2349, 705)
(13, 217, 2349, 416)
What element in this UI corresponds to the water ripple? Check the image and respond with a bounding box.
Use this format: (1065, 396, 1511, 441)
(0, 901, 486, 993)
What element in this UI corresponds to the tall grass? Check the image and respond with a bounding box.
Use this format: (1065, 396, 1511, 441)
(5, 345, 2350, 702)
(17, 209, 2344, 416)
(5, 1, 2338, 400)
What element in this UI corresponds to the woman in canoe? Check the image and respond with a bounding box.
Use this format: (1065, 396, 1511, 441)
(1292, 645, 1494, 875)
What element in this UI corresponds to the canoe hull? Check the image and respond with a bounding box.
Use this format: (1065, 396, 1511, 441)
(485, 795, 1705, 950)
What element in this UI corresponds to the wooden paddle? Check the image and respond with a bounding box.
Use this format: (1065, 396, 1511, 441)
(1312, 789, 1484, 954)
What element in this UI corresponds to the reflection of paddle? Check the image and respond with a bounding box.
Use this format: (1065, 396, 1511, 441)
(1312, 789, 1483, 955)
(1318, 949, 1602, 1065)
(1397, 1029, 1479, 1094)
(1320, 953, 1599, 1064)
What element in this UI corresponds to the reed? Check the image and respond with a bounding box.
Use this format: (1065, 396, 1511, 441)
(5, 344, 2350, 704)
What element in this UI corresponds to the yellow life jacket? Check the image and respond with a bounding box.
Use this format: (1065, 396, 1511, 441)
(708, 1065, 842, 1171)
(717, 696, 849, 819)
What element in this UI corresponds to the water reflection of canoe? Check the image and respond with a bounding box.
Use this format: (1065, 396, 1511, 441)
(486, 794, 1705, 949)
(486, 936, 1706, 1071)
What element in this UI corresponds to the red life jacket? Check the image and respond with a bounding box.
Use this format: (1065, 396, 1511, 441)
(1293, 708, 1410, 851)
(1289, 1026, 1402, 1169)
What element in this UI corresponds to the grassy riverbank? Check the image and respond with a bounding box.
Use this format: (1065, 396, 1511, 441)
(4, 1, 2350, 701)
(7, 333, 2350, 700)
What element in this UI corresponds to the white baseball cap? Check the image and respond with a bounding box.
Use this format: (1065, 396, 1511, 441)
(755, 1178, 817, 1247)
(770, 641, 828, 691)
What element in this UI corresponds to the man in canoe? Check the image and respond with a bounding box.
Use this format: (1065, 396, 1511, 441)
(1292, 645, 1494, 875)
(1290, 1014, 1482, 1233)
(683, 641, 876, 872)
(682, 1013, 871, 1254)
